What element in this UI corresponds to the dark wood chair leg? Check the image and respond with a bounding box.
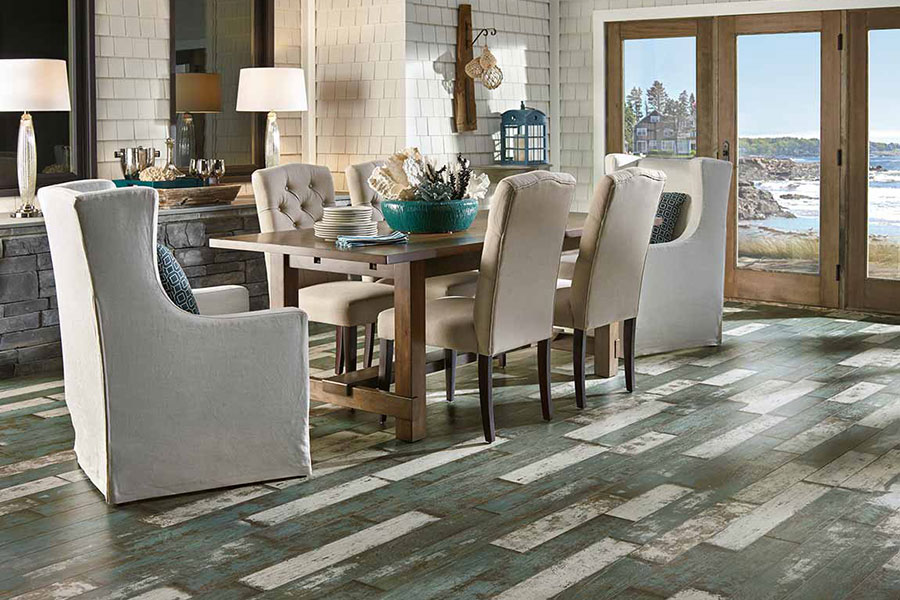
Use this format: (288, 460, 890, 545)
(573, 328, 587, 409)
(478, 355, 495, 443)
(335, 326, 344, 375)
(378, 339, 393, 425)
(623, 318, 636, 392)
(342, 326, 358, 373)
(364, 323, 375, 368)
(497, 353, 507, 368)
(538, 339, 552, 421)
(444, 349, 457, 402)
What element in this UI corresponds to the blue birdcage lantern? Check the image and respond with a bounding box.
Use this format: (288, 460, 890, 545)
(500, 102, 549, 165)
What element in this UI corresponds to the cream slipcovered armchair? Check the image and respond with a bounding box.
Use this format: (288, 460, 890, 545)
(555, 168, 666, 406)
(253, 163, 392, 374)
(39, 185, 311, 504)
(51, 179, 250, 315)
(378, 171, 576, 442)
(346, 161, 480, 300)
(561, 155, 733, 356)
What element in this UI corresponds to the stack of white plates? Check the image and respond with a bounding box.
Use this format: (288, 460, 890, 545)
(314, 206, 377, 241)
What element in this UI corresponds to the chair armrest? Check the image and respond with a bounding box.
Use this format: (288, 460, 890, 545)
(193, 285, 250, 315)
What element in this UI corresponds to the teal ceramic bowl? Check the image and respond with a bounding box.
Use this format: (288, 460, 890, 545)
(381, 198, 479, 234)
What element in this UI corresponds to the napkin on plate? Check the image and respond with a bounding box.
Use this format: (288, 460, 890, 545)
(335, 230, 409, 248)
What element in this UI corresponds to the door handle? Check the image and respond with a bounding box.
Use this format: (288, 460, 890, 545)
(721, 140, 731, 161)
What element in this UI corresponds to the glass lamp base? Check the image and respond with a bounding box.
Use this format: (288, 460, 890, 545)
(10, 205, 43, 219)
(265, 111, 281, 168)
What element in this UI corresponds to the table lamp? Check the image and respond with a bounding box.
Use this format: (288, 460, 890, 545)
(0, 59, 71, 218)
(236, 67, 308, 168)
(174, 72, 222, 168)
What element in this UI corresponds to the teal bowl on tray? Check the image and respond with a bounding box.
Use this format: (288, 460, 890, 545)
(380, 198, 479, 234)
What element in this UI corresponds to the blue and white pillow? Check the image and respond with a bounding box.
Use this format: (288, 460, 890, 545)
(650, 192, 688, 244)
(156, 244, 199, 314)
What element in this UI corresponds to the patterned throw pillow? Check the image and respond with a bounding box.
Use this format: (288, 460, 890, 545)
(156, 244, 199, 314)
(650, 192, 688, 244)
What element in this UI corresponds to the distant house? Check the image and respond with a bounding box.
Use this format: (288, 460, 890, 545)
(633, 110, 697, 156)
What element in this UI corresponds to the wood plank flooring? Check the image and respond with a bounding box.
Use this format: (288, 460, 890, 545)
(3, 302, 900, 598)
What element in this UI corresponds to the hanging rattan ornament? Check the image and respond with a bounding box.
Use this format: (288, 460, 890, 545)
(481, 65, 503, 90)
(465, 54, 484, 79)
(478, 46, 497, 69)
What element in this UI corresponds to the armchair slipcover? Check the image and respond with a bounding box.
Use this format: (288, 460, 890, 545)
(39, 185, 311, 504)
(48, 179, 250, 316)
(605, 154, 733, 356)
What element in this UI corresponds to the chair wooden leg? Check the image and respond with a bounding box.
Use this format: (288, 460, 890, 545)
(573, 328, 587, 409)
(444, 349, 457, 402)
(478, 355, 495, 443)
(623, 318, 636, 392)
(335, 326, 344, 375)
(364, 323, 375, 368)
(538, 338, 552, 421)
(378, 339, 393, 425)
(343, 326, 358, 373)
(497, 353, 507, 368)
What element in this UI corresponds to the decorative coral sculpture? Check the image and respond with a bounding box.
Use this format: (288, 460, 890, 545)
(368, 148, 490, 203)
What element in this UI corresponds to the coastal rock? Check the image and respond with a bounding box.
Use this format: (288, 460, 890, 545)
(738, 181, 796, 220)
(739, 157, 819, 182)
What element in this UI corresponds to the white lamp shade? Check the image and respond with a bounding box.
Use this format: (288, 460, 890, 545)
(236, 67, 308, 113)
(0, 59, 71, 112)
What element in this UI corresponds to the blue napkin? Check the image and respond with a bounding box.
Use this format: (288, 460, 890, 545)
(335, 230, 409, 248)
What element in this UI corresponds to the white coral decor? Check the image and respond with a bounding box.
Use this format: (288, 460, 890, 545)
(367, 148, 421, 200)
(368, 147, 490, 202)
(465, 172, 490, 202)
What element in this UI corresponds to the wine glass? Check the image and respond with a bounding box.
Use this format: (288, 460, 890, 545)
(189, 158, 199, 178)
(212, 159, 226, 182)
(196, 159, 211, 184)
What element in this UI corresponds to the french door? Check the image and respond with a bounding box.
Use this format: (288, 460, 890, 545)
(606, 12, 842, 309)
(719, 12, 841, 307)
(846, 9, 900, 313)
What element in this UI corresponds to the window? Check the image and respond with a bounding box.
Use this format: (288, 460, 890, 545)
(636, 127, 648, 137)
(0, 0, 95, 194)
(661, 140, 676, 153)
(649, 140, 659, 150)
(636, 140, 648, 153)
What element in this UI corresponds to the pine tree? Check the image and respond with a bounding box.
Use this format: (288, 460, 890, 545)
(647, 80, 669, 115)
(626, 87, 644, 121)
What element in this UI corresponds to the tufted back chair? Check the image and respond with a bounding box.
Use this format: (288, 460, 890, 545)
(251, 163, 336, 233)
(474, 171, 576, 356)
(569, 167, 666, 331)
(345, 160, 385, 222)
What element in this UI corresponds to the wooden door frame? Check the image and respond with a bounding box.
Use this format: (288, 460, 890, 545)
(605, 18, 716, 160)
(719, 11, 842, 308)
(846, 8, 900, 312)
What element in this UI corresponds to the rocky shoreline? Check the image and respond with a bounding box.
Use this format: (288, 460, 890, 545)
(737, 157, 818, 221)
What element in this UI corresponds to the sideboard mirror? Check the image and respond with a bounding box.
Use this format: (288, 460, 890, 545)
(0, 0, 96, 196)
(170, 0, 273, 180)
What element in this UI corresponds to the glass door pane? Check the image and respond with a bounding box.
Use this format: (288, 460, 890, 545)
(736, 32, 821, 275)
(622, 37, 697, 157)
(866, 29, 900, 279)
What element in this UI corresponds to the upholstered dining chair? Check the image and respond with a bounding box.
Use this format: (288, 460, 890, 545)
(554, 168, 666, 408)
(377, 171, 576, 442)
(253, 163, 392, 374)
(50, 179, 251, 315)
(346, 161, 480, 301)
(39, 184, 311, 504)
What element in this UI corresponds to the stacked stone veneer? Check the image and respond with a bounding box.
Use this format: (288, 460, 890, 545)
(0, 206, 267, 378)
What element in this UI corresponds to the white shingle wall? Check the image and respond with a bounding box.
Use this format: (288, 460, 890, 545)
(94, 0, 303, 180)
(94, 0, 171, 180)
(560, 0, 789, 210)
(315, 0, 407, 191)
(407, 0, 551, 168)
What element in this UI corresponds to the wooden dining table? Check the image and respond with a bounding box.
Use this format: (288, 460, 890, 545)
(210, 211, 623, 442)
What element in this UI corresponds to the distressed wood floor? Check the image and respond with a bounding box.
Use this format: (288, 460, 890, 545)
(3, 302, 900, 599)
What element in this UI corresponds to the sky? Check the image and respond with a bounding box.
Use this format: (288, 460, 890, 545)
(623, 31, 900, 143)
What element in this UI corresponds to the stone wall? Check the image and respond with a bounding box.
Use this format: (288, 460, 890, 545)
(0, 206, 266, 378)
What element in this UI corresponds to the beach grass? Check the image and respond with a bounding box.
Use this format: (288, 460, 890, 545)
(739, 234, 900, 277)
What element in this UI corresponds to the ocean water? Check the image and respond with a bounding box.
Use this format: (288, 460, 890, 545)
(743, 154, 900, 238)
